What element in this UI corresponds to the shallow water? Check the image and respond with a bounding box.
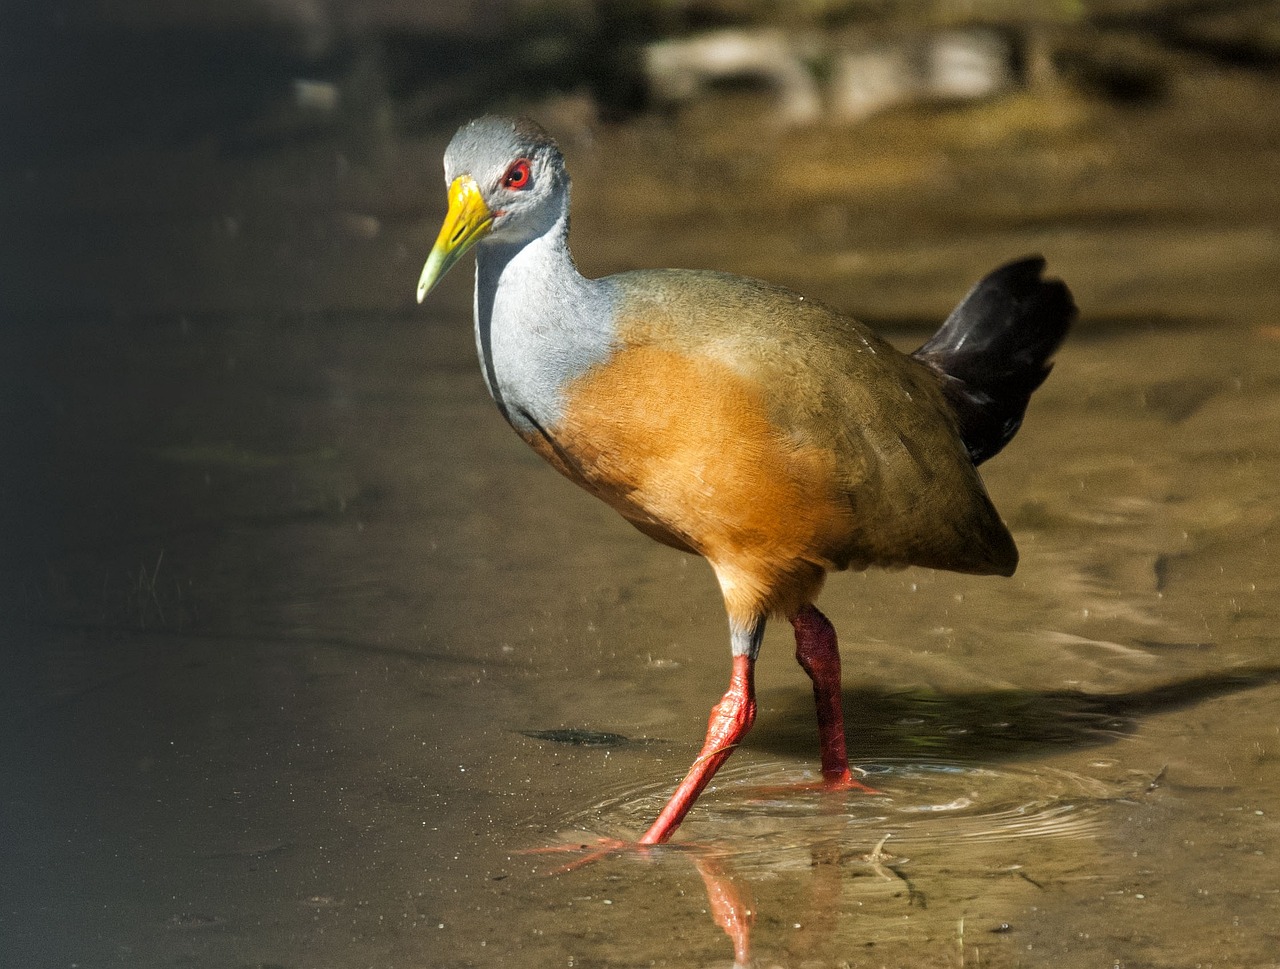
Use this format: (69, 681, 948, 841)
(4, 21, 1280, 969)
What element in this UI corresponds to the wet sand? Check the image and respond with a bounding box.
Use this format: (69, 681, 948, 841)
(4, 20, 1280, 969)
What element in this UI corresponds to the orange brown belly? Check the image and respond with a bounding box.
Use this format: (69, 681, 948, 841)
(520, 345, 856, 623)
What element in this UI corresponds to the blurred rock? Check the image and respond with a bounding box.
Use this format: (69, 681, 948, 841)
(640, 25, 1020, 127)
(829, 28, 1019, 122)
(643, 28, 823, 125)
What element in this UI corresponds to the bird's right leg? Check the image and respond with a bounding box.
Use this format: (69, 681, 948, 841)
(791, 603, 877, 792)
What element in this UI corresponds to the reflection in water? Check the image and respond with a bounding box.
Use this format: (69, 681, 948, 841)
(692, 851, 754, 968)
(535, 667, 1280, 965)
(545, 776, 1059, 967)
(680, 835, 920, 968)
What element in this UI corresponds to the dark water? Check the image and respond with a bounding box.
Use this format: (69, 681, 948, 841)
(3, 11, 1280, 968)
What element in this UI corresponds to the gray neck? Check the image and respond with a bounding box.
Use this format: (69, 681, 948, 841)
(473, 207, 614, 433)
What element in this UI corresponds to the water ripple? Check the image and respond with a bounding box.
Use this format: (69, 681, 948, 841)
(553, 757, 1127, 865)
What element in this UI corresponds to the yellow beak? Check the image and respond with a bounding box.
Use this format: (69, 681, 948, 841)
(416, 175, 494, 303)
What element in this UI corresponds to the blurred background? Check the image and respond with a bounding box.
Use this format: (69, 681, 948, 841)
(3, 0, 1278, 321)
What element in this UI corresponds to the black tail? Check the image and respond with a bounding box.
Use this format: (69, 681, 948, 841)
(913, 256, 1076, 466)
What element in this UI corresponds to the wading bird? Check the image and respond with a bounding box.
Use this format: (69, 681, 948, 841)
(416, 116, 1074, 847)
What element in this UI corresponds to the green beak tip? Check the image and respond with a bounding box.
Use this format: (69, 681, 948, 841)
(416, 250, 451, 304)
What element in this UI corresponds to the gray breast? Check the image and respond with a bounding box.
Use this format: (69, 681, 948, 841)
(472, 236, 617, 435)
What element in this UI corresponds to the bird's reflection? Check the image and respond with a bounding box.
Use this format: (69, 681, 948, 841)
(690, 850, 754, 968)
(649, 814, 925, 967)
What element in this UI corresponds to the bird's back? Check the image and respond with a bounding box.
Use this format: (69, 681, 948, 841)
(538, 268, 1016, 619)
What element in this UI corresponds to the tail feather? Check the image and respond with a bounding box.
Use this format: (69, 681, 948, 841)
(913, 256, 1076, 465)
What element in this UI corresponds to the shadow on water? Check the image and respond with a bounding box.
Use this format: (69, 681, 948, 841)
(751, 665, 1280, 765)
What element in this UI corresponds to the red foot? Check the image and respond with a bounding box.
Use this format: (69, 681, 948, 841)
(743, 767, 882, 801)
(820, 768, 882, 795)
(520, 837, 659, 874)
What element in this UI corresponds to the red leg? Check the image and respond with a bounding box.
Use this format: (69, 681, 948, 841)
(790, 604, 876, 791)
(639, 654, 756, 845)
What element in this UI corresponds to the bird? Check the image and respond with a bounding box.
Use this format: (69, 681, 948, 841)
(416, 115, 1075, 847)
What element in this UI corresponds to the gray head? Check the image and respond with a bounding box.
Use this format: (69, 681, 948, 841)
(417, 117, 570, 301)
(445, 117, 568, 242)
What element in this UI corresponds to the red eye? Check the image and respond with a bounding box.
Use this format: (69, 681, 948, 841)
(502, 159, 531, 190)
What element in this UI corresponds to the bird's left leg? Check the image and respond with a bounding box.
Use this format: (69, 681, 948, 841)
(638, 618, 763, 845)
(791, 603, 878, 792)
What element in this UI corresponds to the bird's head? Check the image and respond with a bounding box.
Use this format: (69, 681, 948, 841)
(417, 116, 568, 303)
